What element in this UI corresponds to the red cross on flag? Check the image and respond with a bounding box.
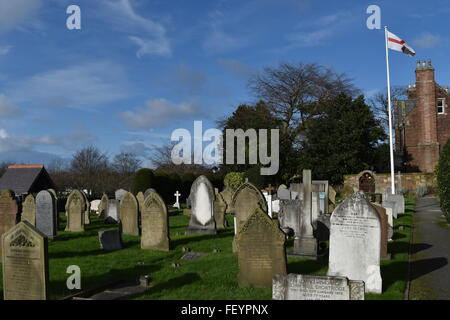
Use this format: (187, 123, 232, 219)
(387, 30, 416, 56)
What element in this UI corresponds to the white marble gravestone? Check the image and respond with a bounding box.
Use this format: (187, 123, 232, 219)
(186, 176, 216, 234)
(328, 192, 382, 294)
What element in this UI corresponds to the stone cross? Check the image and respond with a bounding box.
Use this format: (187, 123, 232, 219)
(264, 184, 275, 218)
(173, 191, 181, 209)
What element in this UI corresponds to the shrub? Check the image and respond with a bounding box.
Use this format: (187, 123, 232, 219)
(436, 138, 450, 222)
(131, 168, 154, 195)
(224, 172, 245, 191)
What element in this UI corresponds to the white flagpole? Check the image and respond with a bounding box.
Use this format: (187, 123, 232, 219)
(385, 26, 396, 195)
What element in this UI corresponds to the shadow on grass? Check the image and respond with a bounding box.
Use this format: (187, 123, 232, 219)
(287, 258, 328, 274)
(382, 257, 448, 291)
(389, 242, 432, 255)
(50, 262, 164, 300)
(145, 273, 202, 295)
(171, 230, 234, 247)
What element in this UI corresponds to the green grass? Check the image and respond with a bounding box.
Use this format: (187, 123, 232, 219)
(0, 199, 414, 300)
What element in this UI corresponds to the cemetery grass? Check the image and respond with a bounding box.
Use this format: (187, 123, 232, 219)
(0, 199, 414, 300)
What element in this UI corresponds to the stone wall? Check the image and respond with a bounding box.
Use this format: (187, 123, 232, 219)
(343, 171, 436, 197)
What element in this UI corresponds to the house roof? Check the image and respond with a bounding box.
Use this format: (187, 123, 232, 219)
(0, 165, 49, 194)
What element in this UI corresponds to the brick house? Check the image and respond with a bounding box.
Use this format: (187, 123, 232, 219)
(395, 60, 450, 173)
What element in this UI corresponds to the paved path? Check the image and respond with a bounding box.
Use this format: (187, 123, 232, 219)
(408, 197, 450, 300)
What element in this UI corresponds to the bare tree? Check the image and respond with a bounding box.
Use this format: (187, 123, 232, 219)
(248, 62, 359, 135)
(112, 151, 142, 175)
(70, 146, 110, 196)
(368, 86, 407, 132)
(149, 141, 210, 175)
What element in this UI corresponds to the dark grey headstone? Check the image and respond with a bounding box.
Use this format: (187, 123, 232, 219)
(278, 199, 302, 236)
(36, 190, 57, 239)
(98, 230, 122, 251)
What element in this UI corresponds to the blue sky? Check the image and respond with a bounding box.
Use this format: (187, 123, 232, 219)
(0, 0, 449, 167)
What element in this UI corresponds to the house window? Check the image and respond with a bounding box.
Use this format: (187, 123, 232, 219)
(437, 98, 445, 114)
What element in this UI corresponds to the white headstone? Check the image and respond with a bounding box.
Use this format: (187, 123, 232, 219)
(328, 192, 382, 294)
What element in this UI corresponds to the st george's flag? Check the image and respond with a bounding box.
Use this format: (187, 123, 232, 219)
(387, 30, 416, 56)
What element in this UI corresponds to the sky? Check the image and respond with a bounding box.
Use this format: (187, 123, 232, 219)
(0, 0, 449, 168)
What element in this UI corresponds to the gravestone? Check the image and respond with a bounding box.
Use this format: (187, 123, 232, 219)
(105, 199, 120, 223)
(115, 189, 128, 202)
(141, 191, 170, 251)
(328, 185, 337, 213)
(385, 194, 405, 215)
(90, 200, 101, 213)
(312, 180, 329, 215)
(47, 189, 58, 228)
(293, 170, 318, 258)
(0, 190, 19, 257)
(21, 194, 36, 226)
(271, 199, 280, 213)
(181, 252, 207, 261)
(36, 190, 57, 239)
(382, 200, 398, 219)
(220, 187, 234, 214)
(328, 192, 382, 294)
(65, 190, 86, 232)
(98, 229, 122, 251)
(186, 175, 216, 234)
(2, 221, 48, 300)
(214, 192, 227, 229)
(237, 206, 286, 287)
(262, 191, 273, 218)
(136, 192, 145, 214)
(81, 191, 90, 225)
(277, 189, 291, 200)
(98, 194, 108, 217)
(120, 192, 139, 235)
(144, 188, 157, 199)
(232, 182, 267, 252)
(272, 274, 365, 300)
(289, 183, 304, 200)
(278, 199, 302, 236)
(371, 203, 391, 260)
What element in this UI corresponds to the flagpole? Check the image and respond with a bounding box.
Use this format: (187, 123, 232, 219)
(385, 26, 396, 195)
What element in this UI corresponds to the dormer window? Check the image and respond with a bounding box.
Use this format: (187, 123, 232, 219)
(437, 98, 445, 114)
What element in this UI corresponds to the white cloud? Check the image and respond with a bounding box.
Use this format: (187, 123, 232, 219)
(0, 128, 60, 153)
(412, 32, 441, 49)
(0, 0, 42, 33)
(0, 94, 21, 118)
(8, 61, 128, 110)
(104, 0, 171, 57)
(0, 45, 13, 55)
(283, 11, 354, 49)
(129, 36, 171, 58)
(121, 98, 201, 129)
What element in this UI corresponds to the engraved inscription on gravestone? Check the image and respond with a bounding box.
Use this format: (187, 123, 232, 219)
(2, 221, 48, 300)
(141, 191, 170, 251)
(237, 206, 286, 287)
(328, 192, 382, 294)
(272, 274, 365, 300)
